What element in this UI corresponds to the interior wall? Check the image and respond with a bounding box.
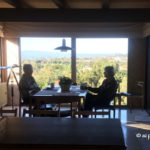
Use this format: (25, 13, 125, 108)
(3, 22, 143, 38)
(145, 36, 150, 114)
(0, 24, 4, 37)
(143, 23, 150, 37)
(110, 0, 150, 8)
(5, 38, 20, 105)
(0, 82, 7, 107)
(128, 38, 146, 108)
(1, 38, 7, 82)
(0, 25, 7, 107)
(0, 25, 6, 82)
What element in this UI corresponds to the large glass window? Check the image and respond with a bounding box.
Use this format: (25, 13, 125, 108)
(20, 37, 71, 89)
(76, 38, 128, 105)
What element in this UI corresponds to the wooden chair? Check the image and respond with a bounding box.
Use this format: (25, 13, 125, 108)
(35, 99, 74, 117)
(19, 91, 49, 117)
(23, 109, 59, 117)
(19, 96, 28, 117)
(73, 110, 110, 118)
(136, 81, 144, 109)
(57, 102, 78, 117)
(115, 81, 144, 112)
(19, 89, 35, 117)
(0, 108, 17, 117)
(94, 96, 117, 119)
(93, 83, 119, 119)
(26, 98, 72, 117)
(94, 105, 115, 118)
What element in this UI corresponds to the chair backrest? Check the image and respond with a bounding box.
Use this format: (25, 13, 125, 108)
(73, 110, 110, 118)
(23, 109, 59, 117)
(0, 108, 17, 117)
(106, 82, 119, 105)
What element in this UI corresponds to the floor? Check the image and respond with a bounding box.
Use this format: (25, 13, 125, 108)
(86, 108, 150, 150)
(1, 106, 150, 150)
(121, 109, 150, 150)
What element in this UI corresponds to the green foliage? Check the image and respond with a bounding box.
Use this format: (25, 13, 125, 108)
(22, 55, 127, 105)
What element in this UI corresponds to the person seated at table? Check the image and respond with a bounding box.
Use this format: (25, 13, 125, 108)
(19, 64, 57, 112)
(83, 66, 118, 112)
(19, 64, 40, 104)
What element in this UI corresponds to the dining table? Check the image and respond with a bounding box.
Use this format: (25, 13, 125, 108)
(0, 117, 126, 150)
(30, 85, 87, 117)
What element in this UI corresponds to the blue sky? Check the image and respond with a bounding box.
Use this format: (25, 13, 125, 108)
(21, 37, 128, 54)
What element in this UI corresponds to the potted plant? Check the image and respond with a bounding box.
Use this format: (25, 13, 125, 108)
(80, 82, 87, 90)
(59, 76, 72, 92)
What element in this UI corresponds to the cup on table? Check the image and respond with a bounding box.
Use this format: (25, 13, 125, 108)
(51, 83, 54, 89)
(80, 84, 87, 90)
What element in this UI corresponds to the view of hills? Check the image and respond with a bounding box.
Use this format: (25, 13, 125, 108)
(22, 50, 127, 105)
(21, 51, 127, 60)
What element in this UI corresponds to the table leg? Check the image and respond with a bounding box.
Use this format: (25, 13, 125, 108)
(118, 96, 121, 118)
(129, 96, 132, 113)
(71, 102, 73, 118)
(29, 97, 32, 117)
(19, 97, 21, 117)
(78, 98, 83, 118)
(78, 99, 81, 111)
(58, 104, 60, 117)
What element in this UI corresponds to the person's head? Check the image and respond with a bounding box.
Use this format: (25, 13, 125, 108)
(104, 66, 115, 79)
(23, 64, 33, 76)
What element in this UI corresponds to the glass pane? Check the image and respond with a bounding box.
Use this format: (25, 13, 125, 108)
(76, 38, 128, 105)
(20, 37, 71, 89)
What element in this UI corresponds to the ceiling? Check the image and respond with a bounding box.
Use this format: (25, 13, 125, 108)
(0, 0, 150, 22)
(0, 0, 150, 9)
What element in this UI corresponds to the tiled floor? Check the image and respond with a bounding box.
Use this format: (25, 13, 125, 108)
(117, 109, 150, 150)
(1, 106, 150, 150)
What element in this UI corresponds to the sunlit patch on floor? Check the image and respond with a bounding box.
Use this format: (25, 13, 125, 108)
(126, 122, 150, 131)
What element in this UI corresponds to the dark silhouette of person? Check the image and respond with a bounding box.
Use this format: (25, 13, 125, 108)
(83, 66, 118, 111)
(19, 64, 40, 104)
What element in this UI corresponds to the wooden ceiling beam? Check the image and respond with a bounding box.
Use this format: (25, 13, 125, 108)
(4, 0, 21, 8)
(102, 0, 110, 9)
(52, 0, 67, 9)
(0, 8, 150, 22)
(4, 0, 33, 8)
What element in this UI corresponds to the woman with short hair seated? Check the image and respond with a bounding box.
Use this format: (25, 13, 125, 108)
(19, 64, 40, 104)
(83, 66, 118, 112)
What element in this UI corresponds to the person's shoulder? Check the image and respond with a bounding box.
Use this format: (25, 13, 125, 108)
(21, 74, 27, 78)
(108, 77, 117, 86)
(31, 76, 36, 81)
(112, 77, 117, 81)
(102, 79, 107, 83)
(19, 74, 26, 81)
(19, 74, 26, 87)
(113, 78, 117, 84)
(113, 78, 118, 88)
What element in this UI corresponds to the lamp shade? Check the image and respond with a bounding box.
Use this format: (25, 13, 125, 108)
(54, 39, 72, 51)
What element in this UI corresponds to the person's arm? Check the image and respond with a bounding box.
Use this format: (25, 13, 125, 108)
(87, 86, 102, 93)
(85, 80, 106, 93)
(30, 77, 41, 92)
(30, 77, 40, 89)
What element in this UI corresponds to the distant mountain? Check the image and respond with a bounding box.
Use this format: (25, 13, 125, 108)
(21, 51, 127, 60)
